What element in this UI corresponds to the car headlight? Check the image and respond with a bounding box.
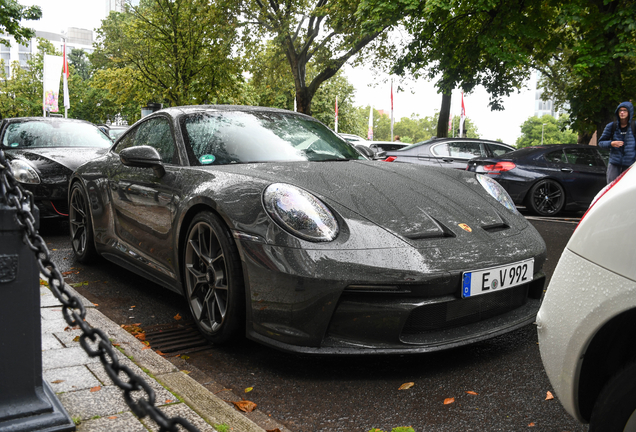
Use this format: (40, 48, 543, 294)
(476, 174, 518, 214)
(9, 159, 40, 184)
(263, 183, 339, 242)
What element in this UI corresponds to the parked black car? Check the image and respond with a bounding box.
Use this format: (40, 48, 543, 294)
(69, 105, 547, 355)
(1, 117, 112, 218)
(384, 137, 515, 169)
(466, 144, 610, 216)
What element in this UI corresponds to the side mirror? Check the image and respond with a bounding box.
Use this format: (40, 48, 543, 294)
(119, 145, 165, 177)
(355, 145, 375, 159)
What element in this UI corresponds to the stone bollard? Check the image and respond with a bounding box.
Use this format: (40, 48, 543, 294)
(0, 201, 75, 431)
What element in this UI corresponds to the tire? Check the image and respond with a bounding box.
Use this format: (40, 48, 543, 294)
(183, 211, 245, 344)
(526, 179, 565, 216)
(69, 183, 98, 263)
(589, 361, 636, 432)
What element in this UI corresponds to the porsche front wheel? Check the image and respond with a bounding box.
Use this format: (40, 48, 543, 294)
(183, 212, 245, 344)
(69, 183, 98, 263)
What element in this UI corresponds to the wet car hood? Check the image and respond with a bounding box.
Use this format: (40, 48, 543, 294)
(214, 161, 515, 240)
(8, 147, 109, 174)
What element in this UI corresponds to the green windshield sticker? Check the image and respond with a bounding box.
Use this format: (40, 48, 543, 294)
(10, 143, 18, 147)
(199, 154, 215, 165)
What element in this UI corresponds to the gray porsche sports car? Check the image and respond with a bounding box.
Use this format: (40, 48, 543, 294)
(69, 105, 547, 354)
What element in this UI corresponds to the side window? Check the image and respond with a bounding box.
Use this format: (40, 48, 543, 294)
(114, 117, 177, 164)
(430, 143, 449, 156)
(487, 143, 514, 157)
(565, 148, 604, 167)
(448, 142, 482, 158)
(544, 149, 566, 164)
(597, 148, 609, 166)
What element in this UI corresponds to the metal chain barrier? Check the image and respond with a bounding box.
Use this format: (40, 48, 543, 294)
(0, 149, 200, 432)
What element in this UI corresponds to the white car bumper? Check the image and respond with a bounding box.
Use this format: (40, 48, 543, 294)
(536, 247, 636, 422)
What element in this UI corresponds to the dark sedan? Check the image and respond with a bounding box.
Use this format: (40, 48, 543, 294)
(69, 105, 547, 355)
(384, 137, 516, 169)
(466, 144, 609, 216)
(1, 117, 113, 218)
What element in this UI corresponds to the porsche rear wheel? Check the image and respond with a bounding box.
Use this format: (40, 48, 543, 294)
(69, 183, 98, 263)
(526, 179, 565, 216)
(183, 212, 245, 344)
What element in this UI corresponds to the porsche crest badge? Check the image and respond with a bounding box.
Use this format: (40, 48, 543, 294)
(458, 223, 472, 233)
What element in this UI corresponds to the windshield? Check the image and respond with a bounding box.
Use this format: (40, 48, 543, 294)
(2, 120, 113, 149)
(181, 110, 365, 165)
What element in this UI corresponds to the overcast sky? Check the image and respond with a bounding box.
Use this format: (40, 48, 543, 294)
(20, 0, 535, 144)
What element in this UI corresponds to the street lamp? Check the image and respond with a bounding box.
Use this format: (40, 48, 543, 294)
(541, 123, 546, 145)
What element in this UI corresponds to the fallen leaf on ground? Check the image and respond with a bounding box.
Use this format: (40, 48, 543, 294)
(134, 333, 146, 341)
(443, 397, 455, 405)
(93, 303, 99, 307)
(130, 305, 136, 308)
(180, 355, 189, 360)
(108, 416, 117, 419)
(174, 313, 182, 320)
(142, 346, 151, 350)
(181, 370, 191, 375)
(266, 429, 282, 432)
(40, 279, 49, 286)
(112, 343, 120, 347)
(155, 350, 166, 356)
(73, 336, 80, 342)
(233, 400, 257, 412)
(398, 382, 415, 390)
(528, 422, 536, 426)
(165, 400, 173, 403)
(90, 386, 101, 392)
(245, 387, 253, 393)
(51, 380, 65, 384)
(546, 391, 554, 400)
(466, 391, 478, 395)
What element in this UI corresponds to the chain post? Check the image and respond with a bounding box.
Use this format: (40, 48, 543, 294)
(0, 149, 199, 432)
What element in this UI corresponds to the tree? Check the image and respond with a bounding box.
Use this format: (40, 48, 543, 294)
(536, 0, 636, 143)
(0, 0, 42, 46)
(248, 41, 360, 133)
(68, 48, 90, 81)
(515, 114, 577, 148)
(393, 0, 560, 138)
(239, 0, 414, 115)
(0, 38, 58, 118)
(92, 0, 247, 107)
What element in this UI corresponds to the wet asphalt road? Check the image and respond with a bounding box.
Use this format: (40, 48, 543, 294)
(40, 215, 587, 432)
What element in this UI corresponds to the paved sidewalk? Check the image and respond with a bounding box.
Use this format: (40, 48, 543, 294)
(40, 282, 268, 432)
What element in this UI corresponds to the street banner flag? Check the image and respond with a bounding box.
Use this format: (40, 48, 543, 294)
(459, 92, 466, 137)
(63, 42, 70, 110)
(448, 114, 453, 133)
(43, 54, 63, 113)
(390, 80, 394, 141)
(335, 96, 338, 133)
(367, 106, 373, 140)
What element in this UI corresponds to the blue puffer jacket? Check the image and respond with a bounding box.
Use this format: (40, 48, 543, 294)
(598, 101, 636, 167)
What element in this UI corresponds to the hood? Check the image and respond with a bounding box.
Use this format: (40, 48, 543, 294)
(615, 101, 634, 124)
(8, 147, 109, 174)
(216, 161, 518, 241)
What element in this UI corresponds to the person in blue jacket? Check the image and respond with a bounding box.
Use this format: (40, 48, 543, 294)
(598, 101, 635, 183)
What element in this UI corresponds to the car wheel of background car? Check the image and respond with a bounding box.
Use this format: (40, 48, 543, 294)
(526, 179, 565, 216)
(69, 183, 98, 263)
(183, 211, 245, 344)
(589, 361, 636, 432)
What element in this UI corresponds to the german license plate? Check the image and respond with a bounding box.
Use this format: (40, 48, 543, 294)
(461, 259, 534, 298)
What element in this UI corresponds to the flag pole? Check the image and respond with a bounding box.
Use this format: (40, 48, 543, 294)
(335, 96, 338, 133)
(62, 38, 70, 118)
(390, 79, 394, 142)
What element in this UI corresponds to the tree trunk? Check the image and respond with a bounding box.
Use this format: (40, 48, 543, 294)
(436, 93, 452, 138)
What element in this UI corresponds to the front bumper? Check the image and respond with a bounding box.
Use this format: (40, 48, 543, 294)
(239, 229, 547, 354)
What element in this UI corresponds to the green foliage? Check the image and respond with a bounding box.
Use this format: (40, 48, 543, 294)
(214, 424, 230, 432)
(239, 0, 409, 114)
(248, 41, 360, 133)
(515, 114, 577, 148)
(91, 0, 247, 108)
(0, 0, 42, 46)
(368, 427, 415, 432)
(0, 38, 58, 118)
(536, 0, 636, 141)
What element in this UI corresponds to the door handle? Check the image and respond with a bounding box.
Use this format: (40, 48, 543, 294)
(561, 168, 573, 173)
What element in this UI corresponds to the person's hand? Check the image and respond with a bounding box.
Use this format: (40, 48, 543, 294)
(611, 140, 625, 148)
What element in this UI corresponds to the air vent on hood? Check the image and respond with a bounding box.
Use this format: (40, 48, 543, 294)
(403, 217, 456, 240)
(481, 222, 510, 233)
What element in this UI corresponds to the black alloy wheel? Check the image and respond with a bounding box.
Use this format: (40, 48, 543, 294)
(527, 179, 565, 216)
(69, 183, 98, 263)
(183, 211, 244, 344)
